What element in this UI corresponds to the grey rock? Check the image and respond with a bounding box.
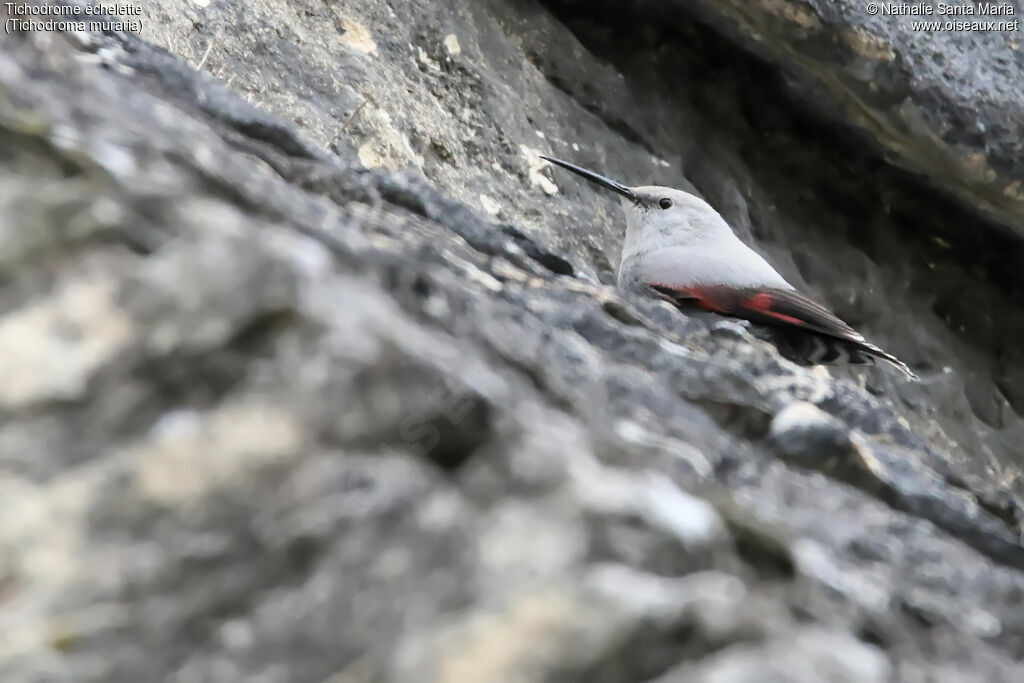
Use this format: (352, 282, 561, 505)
(2, 1, 1024, 682)
(549, 0, 1024, 237)
(656, 629, 892, 683)
(770, 400, 856, 468)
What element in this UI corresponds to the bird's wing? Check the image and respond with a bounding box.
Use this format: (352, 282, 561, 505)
(650, 284, 916, 378)
(651, 284, 859, 338)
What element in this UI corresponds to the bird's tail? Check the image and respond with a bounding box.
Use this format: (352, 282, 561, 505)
(768, 329, 918, 380)
(859, 343, 918, 380)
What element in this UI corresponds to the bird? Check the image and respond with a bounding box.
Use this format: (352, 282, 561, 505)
(540, 155, 916, 379)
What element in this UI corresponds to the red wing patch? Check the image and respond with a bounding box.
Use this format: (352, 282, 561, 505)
(651, 284, 861, 343)
(647, 283, 916, 378)
(650, 284, 732, 314)
(745, 293, 772, 311)
(727, 288, 863, 343)
(741, 293, 804, 325)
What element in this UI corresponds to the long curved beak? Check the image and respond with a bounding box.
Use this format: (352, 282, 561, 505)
(540, 155, 637, 202)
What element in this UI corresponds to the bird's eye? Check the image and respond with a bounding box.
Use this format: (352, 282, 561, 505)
(658, 198, 673, 210)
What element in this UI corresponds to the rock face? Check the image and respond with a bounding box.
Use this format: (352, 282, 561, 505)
(599, 0, 1024, 237)
(2, 1, 1024, 681)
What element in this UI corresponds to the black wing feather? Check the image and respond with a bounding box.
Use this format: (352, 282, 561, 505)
(650, 284, 916, 379)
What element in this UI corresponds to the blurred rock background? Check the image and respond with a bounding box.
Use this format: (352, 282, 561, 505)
(2, 0, 1024, 680)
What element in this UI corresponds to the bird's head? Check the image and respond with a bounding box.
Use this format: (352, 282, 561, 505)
(540, 156, 735, 253)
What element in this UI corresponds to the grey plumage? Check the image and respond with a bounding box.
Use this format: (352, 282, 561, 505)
(540, 155, 916, 379)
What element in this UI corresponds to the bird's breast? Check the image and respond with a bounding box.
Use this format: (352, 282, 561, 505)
(619, 244, 793, 291)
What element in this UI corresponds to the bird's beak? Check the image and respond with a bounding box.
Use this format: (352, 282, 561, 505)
(540, 155, 638, 202)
